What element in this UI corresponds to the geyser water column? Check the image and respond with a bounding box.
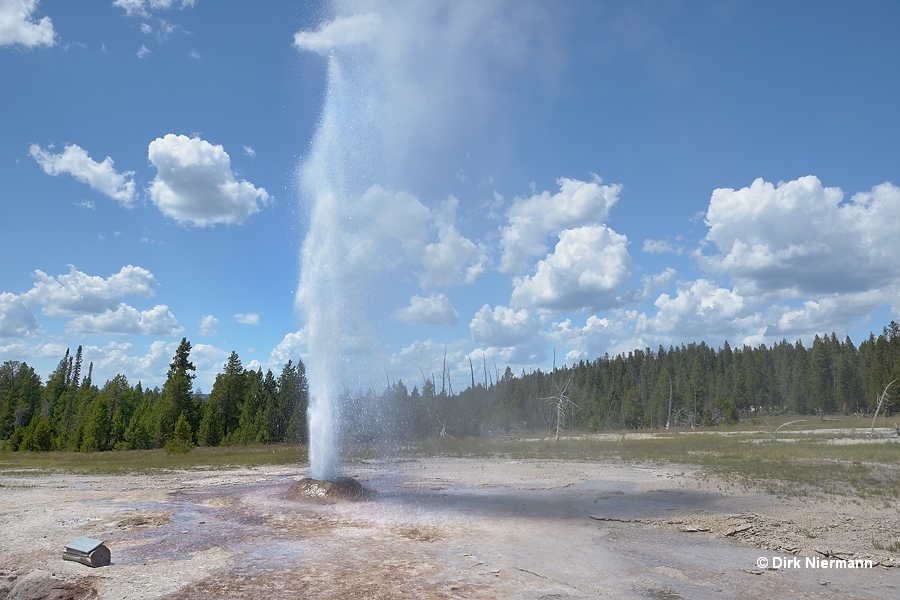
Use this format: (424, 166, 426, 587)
(298, 189, 343, 481)
(294, 2, 546, 480)
(295, 7, 423, 481)
(296, 52, 381, 481)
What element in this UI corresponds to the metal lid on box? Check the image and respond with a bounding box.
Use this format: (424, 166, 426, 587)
(65, 537, 105, 554)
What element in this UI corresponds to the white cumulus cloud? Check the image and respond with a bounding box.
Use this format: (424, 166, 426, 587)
(75, 340, 166, 385)
(511, 224, 632, 311)
(293, 12, 382, 55)
(0, 0, 55, 47)
(422, 223, 487, 288)
(770, 290, 887, 338)
(67, 303, 181, 335)
(29, 143, 136, 206)
(469, 304, 535, 348)
(548, 314, 622, 365)
(0, 292, 38, 337)
(23, 265, 158, 316)
(702, 176, 900, 295)
(637, 279, 752, 341)
(500, 176, 622, 273)
(267, 330, 307, 370)
(148, 134, 270, 226)
(4, 262, 181, 341)
(392, 294, 458, 326)
(76, 339, 209, 390)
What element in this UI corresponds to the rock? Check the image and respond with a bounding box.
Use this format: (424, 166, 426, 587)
(724, 523, 752, 536)
(7, 569, 96, 600)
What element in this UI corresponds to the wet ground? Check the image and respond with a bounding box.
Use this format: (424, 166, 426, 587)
(1, 458, 898, 598)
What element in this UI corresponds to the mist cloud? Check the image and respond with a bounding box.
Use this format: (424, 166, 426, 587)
(294, 12, 382, 54)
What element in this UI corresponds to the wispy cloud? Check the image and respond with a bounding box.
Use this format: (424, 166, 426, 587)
(234, 313, 260, 325)
(29, 143, 136, 206)
(198, 315, 218, 336)
(113, 0, 196, 19)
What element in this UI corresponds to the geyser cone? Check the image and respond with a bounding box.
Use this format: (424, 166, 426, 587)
(286, 476, 373, 502)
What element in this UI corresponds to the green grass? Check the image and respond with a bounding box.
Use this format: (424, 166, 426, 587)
(2, 417, 898, 501)
(0, 443, 308, 475)
(873, 538, 900, 553)
(399, 418, 900, 501)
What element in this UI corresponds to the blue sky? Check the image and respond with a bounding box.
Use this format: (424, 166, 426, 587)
(2, 0, 899, 394)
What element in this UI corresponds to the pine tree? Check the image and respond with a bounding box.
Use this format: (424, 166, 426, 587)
(235, 368, 263, 444)
(257, 369, 278, 444)
(197, 395, 223, 446)
(56, 346, 83, 441)
(101, 375, 136, 450)
(208, 351, 245, 442)
(125, 385, 159, 450)
(279, 359, 309, 443)
(0, 361, 42, 440)
(80, 395, 109, 452)
(44, 349, 70, 420)
(158, 338, 196, 445)
(165, 412, 193, 454)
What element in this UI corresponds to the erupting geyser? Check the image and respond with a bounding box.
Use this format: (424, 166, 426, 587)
(295, 21, 387, 481)
(294, 1, 520, 481)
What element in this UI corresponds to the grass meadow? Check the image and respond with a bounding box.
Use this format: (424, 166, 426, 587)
(1, 415, 897, 501)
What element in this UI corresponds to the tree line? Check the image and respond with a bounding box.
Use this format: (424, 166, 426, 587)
(341, 323, 900, 441)
(0, 338, 309, 452)
(3, 322, 900, 451)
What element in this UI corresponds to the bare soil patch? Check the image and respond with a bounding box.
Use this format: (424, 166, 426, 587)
(1, 458, 898, 598)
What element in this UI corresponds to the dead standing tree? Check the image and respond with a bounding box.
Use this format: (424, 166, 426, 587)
(870, 379, 897, 437)
(541, 352, 579, 441)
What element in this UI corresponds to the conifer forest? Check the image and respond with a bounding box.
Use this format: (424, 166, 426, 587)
(3, 322, 900, 452)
